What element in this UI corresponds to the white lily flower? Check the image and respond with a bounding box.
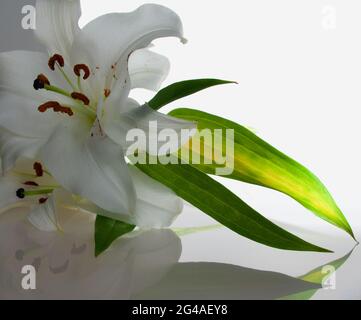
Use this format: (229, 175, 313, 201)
(0, 0, 192, 228)
(0, 158, 61, 231)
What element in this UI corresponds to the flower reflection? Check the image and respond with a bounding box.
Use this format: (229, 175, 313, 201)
(0, 208, 354, 300)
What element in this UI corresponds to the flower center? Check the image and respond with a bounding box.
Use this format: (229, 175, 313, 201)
(33, 54, 98, 119)
(15, 162, 60, 204)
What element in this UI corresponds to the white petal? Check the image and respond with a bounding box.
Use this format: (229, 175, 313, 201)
(0, 175, 26, 214)
(104, 103, 197, 155)
(70, 4, 183, 99)
(0, 51, 72, 138)
(0, 129, 45, 173)
(129, 49, 170, 91)
(35, 0, 81, 59)
(40, 118, 136, 216)
(126, 166, 183, 229)
(27, 196, 58, 232)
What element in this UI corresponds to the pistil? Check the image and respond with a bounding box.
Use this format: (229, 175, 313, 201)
(24, 189, 55, 197)
(16, 187, 56, 200)
(33, 74, 50, 90)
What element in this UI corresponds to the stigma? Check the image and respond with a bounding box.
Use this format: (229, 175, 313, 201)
(16, 188, 25, 199)
(33, 74, 50, 90)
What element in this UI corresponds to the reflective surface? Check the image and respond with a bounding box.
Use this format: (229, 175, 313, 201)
(0, 205, 360, 300)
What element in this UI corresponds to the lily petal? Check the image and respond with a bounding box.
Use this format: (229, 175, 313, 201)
(35, 0, 81, 59)
(27, 195, 58, 232)
(70, 4, 183, 100)
(0, 175, 27, 214)
(0, 129, 45, 173)
(104, 103, 197, 155)
(129, 49, 170, 91)
(40, 117, 136, 216)
(127, 166, 183, 228)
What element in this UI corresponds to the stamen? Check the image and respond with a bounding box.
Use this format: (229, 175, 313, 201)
(48, 54, 65, 71)
(24, 181, 39, 187)
(104, 89, 111, 98)
(71, 92, 90, 106)
(39, 198, 49, 204)
(33, 162, 44, 177)
(16, 188, 26, 199)
(33, 74, 50, 90)
(38, 101, 74, 117)
(74, 64, 90, 80)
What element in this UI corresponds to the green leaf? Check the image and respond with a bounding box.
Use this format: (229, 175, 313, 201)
(148, 79, 236, 110)
(169, 108, 354, 238)
(94, 216, 135, 257)
(136, 162, 330, 252)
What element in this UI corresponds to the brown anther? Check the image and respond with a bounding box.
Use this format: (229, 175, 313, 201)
(24, 181, 39, 187)
(48, 54, 65, 71)
(71, 92, 90, 106)
(33, 162, 44, 177)
(104, 89, 111, 98)
(33, 74, 50, 90)
(74, 64, 90, 80)
(39, 198, 49, 204)
(38, 101, 73, 116)
(38, 101, 60, 113)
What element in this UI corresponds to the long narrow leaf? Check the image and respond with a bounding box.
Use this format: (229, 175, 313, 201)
(136, 162, 330, 252)
(169, 108, 354, 238)
(148, 79, 236, 110)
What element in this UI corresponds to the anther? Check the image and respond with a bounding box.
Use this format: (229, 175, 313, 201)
(38, 101, 60, 113)
(38, 101, 74, 116)
(24, 181, 39, 187)
(48, 54, 65, 71)
(39, 198, 48, 204)
(71, 92, 90, 105)
(16, 188, 25, 199)
(104, 89, 111, 98)
(33, 162, 44, 177)
(74, 64, 90, 80)
(33, 74, 50, 90)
